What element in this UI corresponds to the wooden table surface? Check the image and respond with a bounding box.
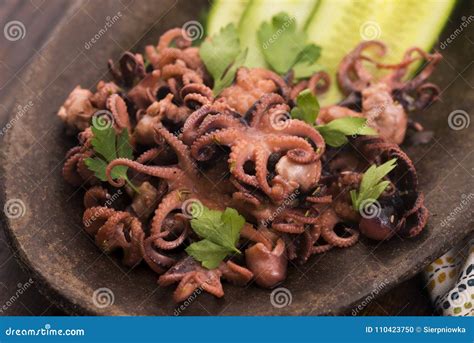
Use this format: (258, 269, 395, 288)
(0, 0, 436, 316)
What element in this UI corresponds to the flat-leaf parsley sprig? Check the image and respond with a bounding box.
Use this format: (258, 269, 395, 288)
(291, 89, 378, 147)
(85, 118, 138, 192)
(185, 204, 245, 269)
(257, 12, 322, 78)
(199, 24, 248, 95)
(350, 158, 398, 212)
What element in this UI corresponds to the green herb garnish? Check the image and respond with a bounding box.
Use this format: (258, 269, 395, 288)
(316, 117, 378, 147)
(186, 205, 245, 269)
(199, 24, 248, 95)
(85, 118, 138, 192)
(257, 12, 321, 77)
(350, 158, 398, 212)
(291, 90, 377, 147)
(291, 89, 320, 124)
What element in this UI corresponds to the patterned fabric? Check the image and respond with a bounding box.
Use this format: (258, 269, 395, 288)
(423, 236, 473, 316)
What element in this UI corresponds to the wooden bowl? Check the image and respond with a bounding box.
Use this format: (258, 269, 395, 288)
(1, 0, 472, 315)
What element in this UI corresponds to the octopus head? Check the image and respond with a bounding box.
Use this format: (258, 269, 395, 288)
(275, 155, 321, 193)
(245, 239, 287, 288)
(57, 86, 96, 133)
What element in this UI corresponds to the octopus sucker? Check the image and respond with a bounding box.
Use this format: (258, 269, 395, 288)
(58, 28, 437, 303)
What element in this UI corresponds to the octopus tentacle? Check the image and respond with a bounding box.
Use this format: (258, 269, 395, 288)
(82, 207, 144, 266)
(154, 124, 197, 175)
(306, 195, 333, 204)
(253, 69, 291, 100)
(141, 236, 177, 274)
(180, 83, 213, 109)
(95, 211, 144, 266)
(65, 146, 82, 159)
(77, 150, 96, 183)
(181, 105, 219, 145)
(230, 178, 263, 206)
(317, 208, 359, 248)
(232, 191, 261, 207)
(276, 119, 326, 159)
(197, 113, 246, 137)
(265, 134, 316, 163)
(150, 189, 184, 236)
(283, 210, 320, 224)
(412, 83, 440, 110)
(255, 146, 273, 196)
(291, 71, 331, 100)
(321, 226, 359, 248)
(155, 48, 201, 71)
(136, 147, 163, 164)
(157, 28, 191, 51)
(311, 244, 334, 254)
(107, 94, 131, 132)
(272, 223, 306, 234)
(229, 143, 259, 187)
(62, 152, 83, 186)
(161, 64, 203, 85)
(84, 186, 110, 208)
(105, 158, 185, 188)
(191, 128, 241, 161)
(83, 206, 118, 235)
(337, 40, 387, 94)
(245, 93, 287, 127)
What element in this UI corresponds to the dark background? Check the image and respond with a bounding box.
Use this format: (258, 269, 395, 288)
(0, 0, 448, 316)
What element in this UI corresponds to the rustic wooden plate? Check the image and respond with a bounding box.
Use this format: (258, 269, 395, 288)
(1, 0, 473, 315)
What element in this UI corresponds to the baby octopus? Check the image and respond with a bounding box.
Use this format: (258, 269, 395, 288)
(318, 41, 442, 144)
(58, 27, 437, 304)
(185, 93, 325, 204)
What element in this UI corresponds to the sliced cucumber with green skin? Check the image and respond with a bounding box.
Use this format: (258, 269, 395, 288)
(305, 0, 456, 106)
(207, 0, 251, 36)
(239, 0, 320, 68)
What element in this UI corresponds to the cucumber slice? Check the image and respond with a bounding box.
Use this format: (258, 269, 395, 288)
(305, 0, 456, 106)
(239, 0, 320, 68)
(207, 0, 251, 36)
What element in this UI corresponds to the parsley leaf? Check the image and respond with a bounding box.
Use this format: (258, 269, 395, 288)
(316, 117, 378, 147)
(290, 90, 377, 147)
(291, 89, 320, 123)
(199, 24, 247, 95)
(84, 120, 138, 192)
(257, 12, 321, 76)
(185, 240, 229, 269)
(350, 158, 398, 211)
(186, 205, 245, 269)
